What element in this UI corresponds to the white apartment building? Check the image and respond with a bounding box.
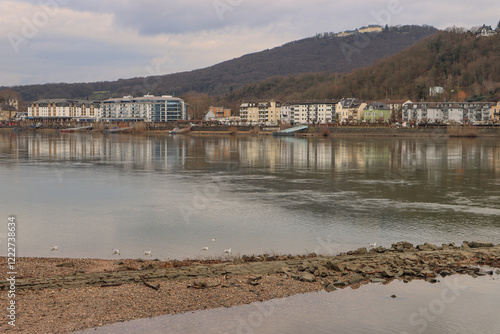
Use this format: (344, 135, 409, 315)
(28, 99, 101, 121)
(239, 101, 281, 125)
(281, 100, 339, 125)
(403, 102, 495, 124)
(101, 95, 186, 122)
(28, 95, 187, 122)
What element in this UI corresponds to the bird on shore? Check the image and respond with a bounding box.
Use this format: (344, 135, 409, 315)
(144, 250, 152, 256)
(50, 246, 58, 251)
(112, 249, 120, 255)
(212, 238, 216, 243)
(369, 243, 377, 248)
(224, 248, 232, 254)
(202, 247, 209, 251)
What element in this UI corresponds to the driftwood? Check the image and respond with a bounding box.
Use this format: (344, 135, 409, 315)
(100, 283, 122, 288)
(139, 275, 160, 291)
(187, 281, 221, 289)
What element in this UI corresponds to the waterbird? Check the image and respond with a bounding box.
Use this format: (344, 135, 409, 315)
(212, 238, 216, 243)
(369, 243, 377, 248)
(224, 248, 232, 254)
(50, 246, 58, 251)
(112, 249, 120, 255)
(144, 250, 152, 256)
(202, 247, 209, 251)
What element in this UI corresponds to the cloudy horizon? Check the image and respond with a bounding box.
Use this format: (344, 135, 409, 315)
(1, 0, 499, 87)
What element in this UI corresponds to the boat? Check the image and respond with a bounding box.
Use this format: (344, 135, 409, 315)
(104, 126, 134, 134)
(60, 125, 93, 133)
(272, 125, 309, 137)
(169, 127, 191, 134)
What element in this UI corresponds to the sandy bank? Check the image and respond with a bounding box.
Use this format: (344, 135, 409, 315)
(1, 241, 499, 333)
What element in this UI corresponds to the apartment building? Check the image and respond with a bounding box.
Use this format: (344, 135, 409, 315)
(281, 100, 339, 125)
(402, 102, 495, 123)
(239, 101, 281, 125)
(28, 99, 101, 121)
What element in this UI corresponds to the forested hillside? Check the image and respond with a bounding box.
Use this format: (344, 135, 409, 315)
(4, 25, 437, 102)
(221, 29, 500, 104)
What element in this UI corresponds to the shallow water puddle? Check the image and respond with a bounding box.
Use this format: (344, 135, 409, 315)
(76, 273, 500, 334)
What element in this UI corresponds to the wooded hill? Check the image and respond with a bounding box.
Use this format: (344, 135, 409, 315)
(221, 28, 500, 105)
(5, 25, 436, 102)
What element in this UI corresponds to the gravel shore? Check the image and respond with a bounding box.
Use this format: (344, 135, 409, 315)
(1, 241, 499, 333)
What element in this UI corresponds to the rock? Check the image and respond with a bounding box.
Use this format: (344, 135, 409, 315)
(349, 274, 361, 284)
(314, 265, 329, 277)
(391, 294, 397, 298)
(371, 278, 386, 284)
(326, 260, 345, 272)
(56, 262, 74, 268)
(333, 280, 348, 287)
(391, 241, 414, 251)
(297, 264, 308, 272)
(348, 247, 368, 255)
(114, 260, 124, 265)
(300, 272, 316, 282)
(324, 283, 337, 292)
(381, 269, 395, 278)
(193, 280, 207, 288)
(468, 241, 494, 248)
(344, 263, 360, 272)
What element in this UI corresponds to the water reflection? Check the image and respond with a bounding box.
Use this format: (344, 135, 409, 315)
(75, 273, 500, 334)
(0, 133, 499, 259)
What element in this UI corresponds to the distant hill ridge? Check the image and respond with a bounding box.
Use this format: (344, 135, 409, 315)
(222, 28, 500, 104)
(4, 25, 438, 101)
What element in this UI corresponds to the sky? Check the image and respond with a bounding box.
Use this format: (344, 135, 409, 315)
(1, 0, 499, 87)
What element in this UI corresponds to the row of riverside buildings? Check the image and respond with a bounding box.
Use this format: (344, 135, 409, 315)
(238, 99, 500, 125)
(26, 95, 500, 125)
(27, 95, 187, 122)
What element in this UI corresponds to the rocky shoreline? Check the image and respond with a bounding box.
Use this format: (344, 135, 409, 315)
(1, 241, 499, 333)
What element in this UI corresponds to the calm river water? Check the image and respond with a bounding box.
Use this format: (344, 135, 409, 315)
(1, 132, 499, 259)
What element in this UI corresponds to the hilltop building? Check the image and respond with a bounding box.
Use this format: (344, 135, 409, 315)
(477, 25, 497, 37)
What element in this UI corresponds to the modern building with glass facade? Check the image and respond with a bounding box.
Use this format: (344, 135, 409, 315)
(101, 95, 187, 122)
(28, 95, 187, 122)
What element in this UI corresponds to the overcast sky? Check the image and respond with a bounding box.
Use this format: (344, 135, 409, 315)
(1, 0, 499, 87)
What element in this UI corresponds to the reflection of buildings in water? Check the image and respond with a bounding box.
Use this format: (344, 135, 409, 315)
(22, 134, 187, 172)
(5, 133, 499, 176)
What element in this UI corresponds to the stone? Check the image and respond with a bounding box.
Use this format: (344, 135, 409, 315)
(349, 274, 361, 284)
(56, 262, 74, 268)
(324, 283, 337, 292)
(348, 247, 368, 255)
(468, 241, 494, 248)
(381, 269, 395, 278)
(300, 272, 316, 282)
(114, 260, 124, 265)
(315, 265, 329, 277)
(371, 278, 386, 284)
(333, 281, 348, 287)
(193, 280, 207, 288)
(326, 260, 345, 272)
